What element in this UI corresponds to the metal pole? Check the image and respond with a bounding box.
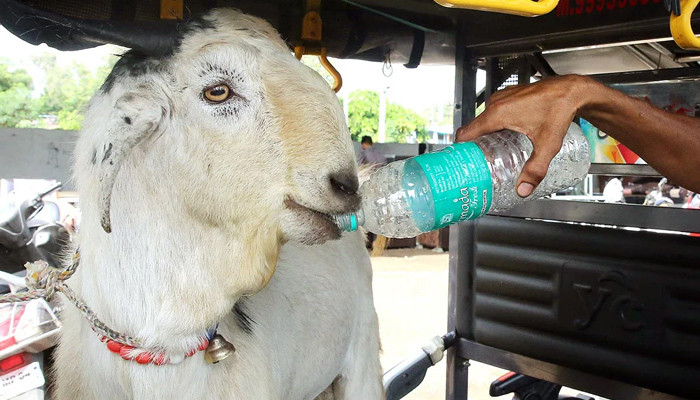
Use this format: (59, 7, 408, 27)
(446, 22, 477, 400)
(518, 55, 530, 85)
(484, 57, 499, 102)
(378, 86, 387, 142)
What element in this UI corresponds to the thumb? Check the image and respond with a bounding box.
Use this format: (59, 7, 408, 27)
(516, 138, 562, 198)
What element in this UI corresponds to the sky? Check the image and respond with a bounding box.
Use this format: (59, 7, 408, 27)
(0, 24, 483, 113)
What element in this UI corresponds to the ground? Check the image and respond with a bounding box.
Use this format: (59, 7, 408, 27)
(372, 247, 601, 400)
(371, 247, 506, 400)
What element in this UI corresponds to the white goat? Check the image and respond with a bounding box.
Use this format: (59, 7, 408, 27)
(54, 9, 383, 400)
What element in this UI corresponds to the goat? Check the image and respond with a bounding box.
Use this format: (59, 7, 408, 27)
(54, 9, 383, 400)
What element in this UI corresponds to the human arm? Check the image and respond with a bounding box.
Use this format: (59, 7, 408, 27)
(455, 75, 700, 195)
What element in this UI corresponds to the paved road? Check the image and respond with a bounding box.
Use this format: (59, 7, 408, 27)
(371, 248, 505, 400)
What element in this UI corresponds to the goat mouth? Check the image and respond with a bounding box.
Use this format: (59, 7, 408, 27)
(284, 198, 342, 242)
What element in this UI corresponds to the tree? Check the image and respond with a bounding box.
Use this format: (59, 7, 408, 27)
(33, 54, 117, 130)
(424, 102, 454, 128)
(0, 60, 37, 127)
(347, 90, 379, 141)
(386, 103, 429, 143)
(346, 89, 429, 143)
(296, 59, 431, 143)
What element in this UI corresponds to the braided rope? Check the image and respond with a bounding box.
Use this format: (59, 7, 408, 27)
(0, 252, 143, 348)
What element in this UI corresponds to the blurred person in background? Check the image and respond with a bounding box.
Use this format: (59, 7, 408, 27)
(357, 135, 387, 170)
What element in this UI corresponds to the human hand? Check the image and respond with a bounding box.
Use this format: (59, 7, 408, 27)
(456, 75, 591, 197)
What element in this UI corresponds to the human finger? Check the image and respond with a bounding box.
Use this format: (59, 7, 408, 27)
(515, 134, 564, 198)
(455, 109, 504, 142)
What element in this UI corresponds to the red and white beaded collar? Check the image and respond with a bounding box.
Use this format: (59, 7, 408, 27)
(96, 329, 214, 365)
(3, 255, 235, 366)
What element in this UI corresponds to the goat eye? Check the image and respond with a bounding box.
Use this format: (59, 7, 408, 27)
(203, 84, 231, 103)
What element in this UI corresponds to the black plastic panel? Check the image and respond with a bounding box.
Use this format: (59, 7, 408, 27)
(461, 216, 700, 399)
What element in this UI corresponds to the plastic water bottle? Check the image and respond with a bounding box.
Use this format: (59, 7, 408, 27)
(335, 122, 590, 238)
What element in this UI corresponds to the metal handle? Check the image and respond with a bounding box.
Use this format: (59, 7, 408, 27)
(670, 0, 700, 50)
(38, 182, 62, 199)
(434, 0, 559, 17)
(294, 46, 343, 92)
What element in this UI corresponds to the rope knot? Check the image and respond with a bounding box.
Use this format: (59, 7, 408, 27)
(24, 260, 69, 298)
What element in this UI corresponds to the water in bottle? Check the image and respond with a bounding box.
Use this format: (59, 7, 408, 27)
(335, 122, 590, 238)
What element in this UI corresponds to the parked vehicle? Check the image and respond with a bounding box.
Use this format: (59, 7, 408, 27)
(489, 372, 594, 400)
(0, 183, 69, 400)
(0, 183, 69, 274)
(0, 272, 61, 400)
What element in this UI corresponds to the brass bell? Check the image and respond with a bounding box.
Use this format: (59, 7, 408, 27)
(204, 334, 235, 364)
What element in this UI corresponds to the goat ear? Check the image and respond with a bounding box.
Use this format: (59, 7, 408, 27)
(97, 92, 166, 233)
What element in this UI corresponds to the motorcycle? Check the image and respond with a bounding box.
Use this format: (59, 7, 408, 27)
(489, 371, 595, 400)
(383, 334, 599, 400)
(0, 183, 70, 400)
(0, 182, 70, 275)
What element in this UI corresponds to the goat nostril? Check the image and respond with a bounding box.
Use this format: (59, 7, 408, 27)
(330, 173, 359, 196)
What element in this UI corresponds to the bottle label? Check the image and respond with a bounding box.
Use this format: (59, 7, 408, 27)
(414, 142, 493, 230)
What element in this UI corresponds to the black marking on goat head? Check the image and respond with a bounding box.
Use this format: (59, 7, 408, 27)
(99, 13, 218, 93)
(100, 52, 167, 94)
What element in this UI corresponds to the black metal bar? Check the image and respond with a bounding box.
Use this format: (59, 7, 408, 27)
(446, 222, 477, 400)
(463, 17, 684, 58)
(448, 222, 478, 339)
(526, 52, 556, 77)
(518, 56, 530, 85)
(475, 88, 485, 109)
(455, 340, 688, 400)
(484, 57, 499, 102)
(589, 67, 700, 84)
(485, 56, 522, 98)
(447, 22, 475, 400)
(452, 38, 478, 130)
(491, 199, 700, 233)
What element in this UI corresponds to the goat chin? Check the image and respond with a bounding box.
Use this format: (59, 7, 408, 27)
(54, 7, 383, 400)
(281, 201, 342, 245)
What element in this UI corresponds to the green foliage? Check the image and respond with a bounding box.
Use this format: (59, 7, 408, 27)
(0, 53, 117, 130)
(33, 54, 116, 130)
(386, 103, 428, 143)
(56, 109, 85, 131)
(0, 60, 37, 127)
(346, 89, 429, 143)
(347, 90, 379, 141)
(0, 60, 32, 92)
(424, 102, 454, 128)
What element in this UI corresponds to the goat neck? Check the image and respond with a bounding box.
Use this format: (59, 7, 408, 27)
(72, 163, 281, 354)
